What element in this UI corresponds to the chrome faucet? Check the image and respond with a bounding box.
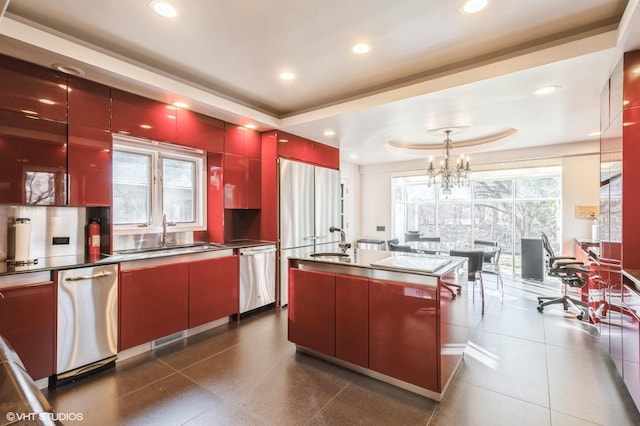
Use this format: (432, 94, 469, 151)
(330, 226, 351, 253)
(161, 213, 175, 247)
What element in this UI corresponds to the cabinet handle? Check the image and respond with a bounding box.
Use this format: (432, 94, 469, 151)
(65, 271, 113, 281)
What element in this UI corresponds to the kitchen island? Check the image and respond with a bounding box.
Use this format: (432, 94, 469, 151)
(288, 249, 468, 401)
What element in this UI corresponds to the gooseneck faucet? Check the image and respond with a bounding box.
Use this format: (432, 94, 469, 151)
(330, 226, 351, 253)
(161, 213, 176, 247)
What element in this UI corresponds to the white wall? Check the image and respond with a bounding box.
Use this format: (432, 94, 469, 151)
(350, 141, 601, 253)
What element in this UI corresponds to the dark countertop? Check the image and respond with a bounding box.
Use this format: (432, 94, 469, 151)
(622, 269, 640, 294)
(1, 254, 117, 276)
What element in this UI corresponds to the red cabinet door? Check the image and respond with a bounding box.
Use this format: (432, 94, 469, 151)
(223, 153, 247, 208)
(224, 124, 261, 158)
(119, 263, 189, 350)
(0, 109, 67, 205)
(369, 279, 439, 391)
(207, 153, 225, 243)
(246, 158, 262, 209)
(335, 274, 368, 367)
(67, 77, 111, 129)
(288, 269, 336, 356)
(68, 124, 112, 206)
(0, 282, 55, 380)
(0, 54, 67, 121)
(177, 109, 224, 152)
(188, 256, 239, 328)
(111, 89, 177, 143)
(622, 282, 640, 408)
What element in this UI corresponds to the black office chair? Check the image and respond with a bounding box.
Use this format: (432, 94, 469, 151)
(540, 232, 583, 276)
(447, 249, 485, 314)
(386, 238, 399, 250)
(404, 231, 420, 242)
(389, 242, 412, 252)
(537, 265, 590, 320)
(474, 240, 503, 299)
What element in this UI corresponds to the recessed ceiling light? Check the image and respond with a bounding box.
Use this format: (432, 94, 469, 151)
(460, 0, 488, 14)
(279, 72, 296, 81)
(52, 63, 84, 75)
(244, 124, 256, 129)
(349, 154, 358, 159)
(150, 1, 177, 18)
(278, 139, 289, 143)
(173, 101, 188, 108)
(323, 129, 336, 137)
(38, 98, 55, 105)
(532, 85, 560, 95)
(588, 132, 601, 137)
(352, 43, 370, 54)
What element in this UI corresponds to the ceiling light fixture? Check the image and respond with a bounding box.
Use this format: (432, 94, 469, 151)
(426, 129, 471, 196)
(173, 101, 188, 108)
(323, 129, 336, 137)
(460, 0, 488, 14)
(532, 85, 560, 95)
(244, 124, 256, 129)
(150, 1, 177, 18)
(279, 72, 296, 81)
(352, 43, 370, 54)
(52, 63, 84, 75)
(588, 132, 601, 137)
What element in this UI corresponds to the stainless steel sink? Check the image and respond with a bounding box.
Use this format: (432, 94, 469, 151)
(310, 252, 350, 261)
(108, 243, 226, 261)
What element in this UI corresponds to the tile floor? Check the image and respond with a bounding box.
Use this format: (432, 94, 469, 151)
(44, 275, 640, 425)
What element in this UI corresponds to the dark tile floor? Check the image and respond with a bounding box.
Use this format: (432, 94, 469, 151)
(45, 275, 640, 425)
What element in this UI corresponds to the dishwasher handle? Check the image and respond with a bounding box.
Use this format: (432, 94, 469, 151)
(64, 271, 114, 281)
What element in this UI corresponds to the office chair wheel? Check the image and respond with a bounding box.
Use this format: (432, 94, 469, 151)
(537, 306, 544, 313)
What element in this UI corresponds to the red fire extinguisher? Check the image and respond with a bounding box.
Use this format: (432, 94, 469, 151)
(88, 218, 101, 257)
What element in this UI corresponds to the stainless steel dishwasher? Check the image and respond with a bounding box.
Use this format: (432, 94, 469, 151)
(54, 264, 118, 385)
(239, 245, 276, 314)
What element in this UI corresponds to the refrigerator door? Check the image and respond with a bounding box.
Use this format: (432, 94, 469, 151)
(279, 159, 315, 249)
(315, 166, 341, 245)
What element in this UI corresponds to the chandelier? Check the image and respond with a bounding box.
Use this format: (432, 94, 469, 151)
(426, 129, 471, 195)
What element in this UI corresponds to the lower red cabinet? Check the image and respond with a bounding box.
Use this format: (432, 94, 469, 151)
(335, 275, 369, 367)
(369, 279, 439, 391)
(288, 269, 335, 356)
(0, 281, 55, 380)
(188, 256, 239, 328)
(119, 263, 189, 350)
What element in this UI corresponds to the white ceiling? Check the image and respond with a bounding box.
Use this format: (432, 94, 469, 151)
(1, 0, 639, 165)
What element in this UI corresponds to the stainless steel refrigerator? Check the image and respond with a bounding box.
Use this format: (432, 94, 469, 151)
(278, 158, 341, 306)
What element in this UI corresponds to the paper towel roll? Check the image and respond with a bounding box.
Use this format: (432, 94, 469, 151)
(14, 218, 31, 263)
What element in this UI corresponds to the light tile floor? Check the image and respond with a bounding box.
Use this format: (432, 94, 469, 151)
(45, 275, 640, 425)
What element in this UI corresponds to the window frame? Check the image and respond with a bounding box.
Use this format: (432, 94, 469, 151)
(112, 135, 206, 235)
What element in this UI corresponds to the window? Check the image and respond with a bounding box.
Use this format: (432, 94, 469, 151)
(112, 135, 206, 232)
(392, 166, 562, 276)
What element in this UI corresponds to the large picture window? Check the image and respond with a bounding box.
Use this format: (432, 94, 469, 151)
(392, 166, 562, 275)
(112, 135, 206, 232)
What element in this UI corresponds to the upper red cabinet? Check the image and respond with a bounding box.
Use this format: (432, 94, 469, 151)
(0, 109, 67, 205)
(67, 124, 112, 206)
(177, 109, 224, 152)
(111, 89, 177, 143)
(623, 50, 640, 110)
(67, 77, 111, 129)
(0, 54, 68, 122)
(271, 131, 339, 169)
(224, 154, 261, 209)
(224, 124, 261, 158)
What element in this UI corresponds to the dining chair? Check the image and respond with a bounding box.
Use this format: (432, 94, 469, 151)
(448, 249, 486, 314)
(473, 240, 503, 300)
(386, 238, 399, 250)
(388, 242, 412, 252)
(404, 231, 420, 242)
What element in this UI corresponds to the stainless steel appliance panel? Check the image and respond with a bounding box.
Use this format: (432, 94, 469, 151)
(314, 166, 341, 245)
(279, 159, 315, 249)
(240, 245, 276, 313)
(57, 264, 118, 375)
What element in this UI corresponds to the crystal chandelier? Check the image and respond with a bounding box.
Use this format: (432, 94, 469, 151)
(426, 129, 471, 195)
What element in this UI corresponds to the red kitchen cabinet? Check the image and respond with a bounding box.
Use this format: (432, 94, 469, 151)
(0, 54, 67, 122)
(623, 50, 640, 110)
(288, 269, 336, 356)
(67, 77, 111, 129)
(119, 263, 189, 350)
(224, 124, 261, 158)
(207, 153, 225, 243)
(223, 154, 261, 209)
(622, 280, 640, 408)
(272, 130, 339, 169)
(0, 109, 67, 205)
(67, 124, 112, 206)
(188, 256, 239, 328)
(369, 279, 439, 391)
(335, 274, 369, 367)
(0, 281, 55, 380)
(623, 108, 640, 270)
(111, 89, 177, 143)
(177, 109, 224, 152)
